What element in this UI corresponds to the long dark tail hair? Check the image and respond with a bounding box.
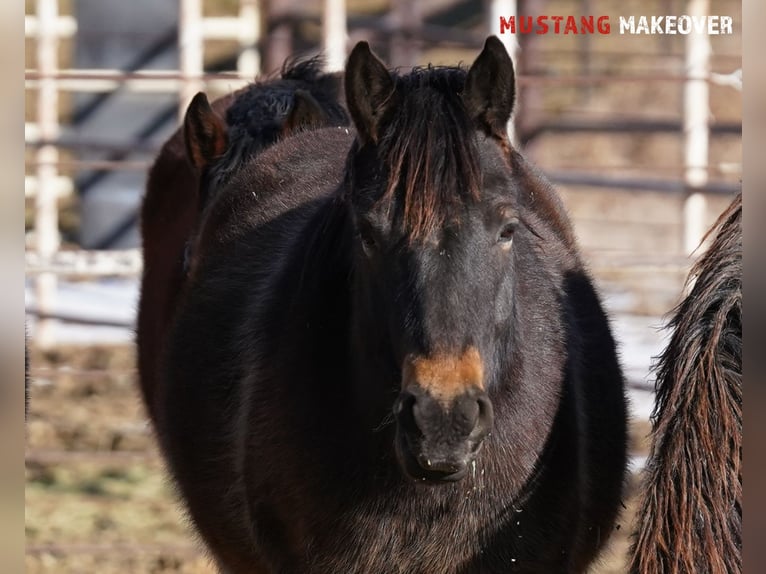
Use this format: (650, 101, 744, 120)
(629, 192, 742, 573)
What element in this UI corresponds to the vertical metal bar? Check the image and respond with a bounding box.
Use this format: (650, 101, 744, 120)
(581, 0, 592, 102)
(486, 0, 518, 146)
(323, 0, 346, 72)
(238, 0, 260, 79)
(389, 0, 421, 69)
(179, 0, 203, 121)
(35, 0, 60, 349)
(264, 0, 292, 75)
(514, 0, 545, 146)
(682, 0, 711, 254)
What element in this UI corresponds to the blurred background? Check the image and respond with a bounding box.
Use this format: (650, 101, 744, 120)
(25, 0, 741, 572)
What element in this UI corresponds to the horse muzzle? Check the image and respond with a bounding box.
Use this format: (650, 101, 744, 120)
(393, 383, 494, 483)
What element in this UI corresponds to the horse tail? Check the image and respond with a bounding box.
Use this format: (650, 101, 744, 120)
(629, 192, 742, 574)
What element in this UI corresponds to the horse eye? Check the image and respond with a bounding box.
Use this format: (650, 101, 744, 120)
(498, 220, 518, 243)
(358, 225, 377, 253)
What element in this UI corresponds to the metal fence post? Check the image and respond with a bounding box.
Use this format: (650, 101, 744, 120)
(35, 0, 61, 349)
(682, 0, 711, 254)
(238, 0, 261, 78)
(486, 0, 518, 147)
(323, 0, 346, 73)
(179, 0, 204, 122)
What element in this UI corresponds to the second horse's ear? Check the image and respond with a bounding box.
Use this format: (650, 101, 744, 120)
(184, 92, 228, 169)
(463, 36, 515, 140)
(282, 89, 331, 135)
(344, 41, 396, 145)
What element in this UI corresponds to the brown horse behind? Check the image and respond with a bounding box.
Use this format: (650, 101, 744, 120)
(630, 192, 742, 573)
(137, 58, 347, 421)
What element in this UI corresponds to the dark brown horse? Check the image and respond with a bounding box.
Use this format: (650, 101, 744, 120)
(630, 192, 742, 573)
(137, 57, 348, 421)
(157, 38, 628, 573)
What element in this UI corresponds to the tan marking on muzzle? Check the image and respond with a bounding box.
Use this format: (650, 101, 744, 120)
(403, 346, 484, 406)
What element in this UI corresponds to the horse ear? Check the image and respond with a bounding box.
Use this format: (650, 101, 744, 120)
(464, 36, 515, 139)
(344, 41, 395, 144)
(282, 89, 330, 135)
(184, 92, 228, 169)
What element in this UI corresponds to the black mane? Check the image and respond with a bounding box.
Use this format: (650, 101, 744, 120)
(210, 56, 349, 191)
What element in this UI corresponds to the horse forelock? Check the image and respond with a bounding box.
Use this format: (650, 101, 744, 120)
(375, 67, 484, 241)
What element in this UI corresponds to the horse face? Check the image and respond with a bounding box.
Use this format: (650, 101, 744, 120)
(345, 38, 516, 483)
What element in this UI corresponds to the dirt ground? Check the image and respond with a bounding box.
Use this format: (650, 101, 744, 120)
(25, 344, 651, 573)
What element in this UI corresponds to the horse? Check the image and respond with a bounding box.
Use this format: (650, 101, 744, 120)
(156, 37, 628, 573)
(629, 192, 742, 573)
(137, 56, 348, 422)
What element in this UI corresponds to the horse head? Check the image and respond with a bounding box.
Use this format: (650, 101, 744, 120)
(343, 37, 520, 483)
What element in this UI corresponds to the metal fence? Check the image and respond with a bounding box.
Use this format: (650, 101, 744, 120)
(25, 0, 741, 347)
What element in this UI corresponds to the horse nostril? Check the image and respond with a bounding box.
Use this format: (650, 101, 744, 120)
(453, 394, 481, 430)
(454, 391, 494, 433)
(394, 390, 419, 434)
(475, 394, 494, 433)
